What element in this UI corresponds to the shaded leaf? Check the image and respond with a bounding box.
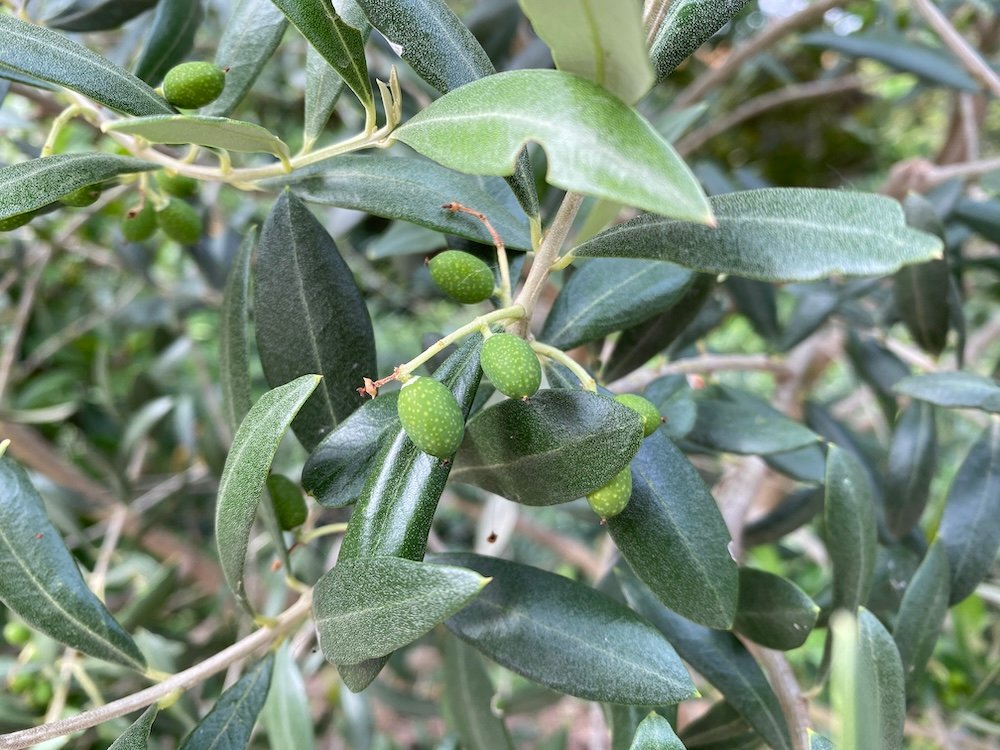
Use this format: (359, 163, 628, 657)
(725, 277, 779, 343)
(263, 644, 315, 750)
(436, 552, 697, 705)
(629, 711, 685, 750)
(894, 372, 1000, 413)
(642, 375, 697, 440)
(264, 155, 533, 250)
(743, 486, 824, 547)
(0, 458, 144, 669)
(216, 375, 321, 613)
(0, 13, 172, 116)
(893, 541, 950, 692)
(451, 389, 644, 506)
(442, 632, 516, 750)
(179, 654, 274, 750)
(393, 69, 712, 223)
(133, 0, 203, 86)
(938, 419, 1000, 603)
(104, 115, 290, 162)
(518, 0, 653, 103)
(651, 0, 751, 80)
(733, 568, 818, 651)
(108, 705, 158, 750)
(953, 197, 1000, 244)
(219, 228, 256, 436)
(825, 445, 878, 612)
(46, 0, 158, 31)
(688, 392, 819, 455)
(540, 258, 693, 350)
(314, 556, 488, 664)
(573, 188, 943, 281)
(894, 194, 950, 357)
(254, 191, 377, 452)
(608, 431, 738, 629)
(303, 45, 347, 150)
(884, 401, 936, 541)
(809, 731, 834, 750)
(679, 701, 760, 750)
(0, 154, 154, 221)
(777, 282, 841, 351)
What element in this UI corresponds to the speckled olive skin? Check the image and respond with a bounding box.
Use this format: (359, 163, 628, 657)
(397, 376, 466, 458)
(613, 393, 662, 437)
(121, 201, 157, 242)
(480, 332, 541, 399)
(587, 467, 633, 519)
(428, 250, 495, 304)
(156, 199, 202, 244)
(162, 62, 226, 109)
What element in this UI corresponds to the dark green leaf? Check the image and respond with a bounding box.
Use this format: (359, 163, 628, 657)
(629, 711, 685, 750)
(364, 220, 447, 260)
(518, 0, 653, 103)
(442, 633, 515, 750)
(953, 197, 1000, 244)
(0, 63, 58, 91)
(219, 228, 256, 435)
(133, 0, 203, 85)
(435, 552, 697, 706)
(254, 191, 377, 452)
(540, 259, 693, 350)
(608, 705, 651, 750)
(725, 277, 779, 342)
(201, 0, 288, 117)
(894, 195, 950, 357)
(264, 155, 533, 250)
(688, 394, 819, 455)
(108, 705, 158, 750)
(894, 372, 1000, 413)
(179, 654, 274, 750)
(393, 70, 712, 223)
(733, 568, 818, 651)
(650, 0, 751, 80)
(642, 375, 697, 440)
(314, 556, 488, 663)
(801, 31, 979, 91)
(619, 568, 792, 750)
(216, 375, 321, 613)
(743, 486, 824, 547)
(763, 444, 826, 484)
(451, 389, 644, 506)
(856, 609, 906, 750)
(824, 445, 878, 612)
(573, 189, 943, 281)
(0, 14, 172, 116)
(608, 431, 738, 629)
(845, 332, 910, 415)
(884, 402, 936, 541)
(893, 541, 950, 692)
(271, 0, 373, 121)
(679, 701, 760, 750)
(777, 283, 841, 352)
(46, 0, 158, 31)
(939, 419, 1000, 603)
(302, 392, 399, 508)
(104, 116, 290, 162)
(0, 154, 155, 221)
(303, 46, 347, 150)
(0, 458, 144, 669)
(263, 644, 315, 750)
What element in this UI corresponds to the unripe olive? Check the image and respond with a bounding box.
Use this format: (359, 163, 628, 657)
(0, 212, 34, 232)
(121, 201, 157, 242)
(428, 250, 495, 304)
(267, 474, 308, 530)
(480, 333, 541, 399)
(3, 621, 31, 647)
(613, 393, 662, 438)
(8, 672, 33, 694)
(156, 199, 202, 244)
(162, 62, 226, 109)
(156, 171, 198, 198)
(397, 376, 465, 459)
(60, 184, 102, 207)
(29, 681, 53, 710)
(586, 467, 632, 519)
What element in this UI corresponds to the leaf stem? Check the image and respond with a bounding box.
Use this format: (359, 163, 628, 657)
(298, 522, 349, 545)
(530, 342, 596, 392)
(41, 105, 81, 157)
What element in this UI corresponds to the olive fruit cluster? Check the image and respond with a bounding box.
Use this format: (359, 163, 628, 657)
(162, 62, 226, 109)
(585, 393, 662, 520)
(121, 171, 203, 244)
(428, 250, 495, 304)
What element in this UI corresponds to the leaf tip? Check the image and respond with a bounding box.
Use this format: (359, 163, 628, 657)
(0, 438, 8, 458)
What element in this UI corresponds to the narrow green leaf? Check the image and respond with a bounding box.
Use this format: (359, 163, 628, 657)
(540, 258, 693, 350)
(108, 705, 158, 750)
(270, 0, 373, 119)
(651, 0, 751, 80)
(201, 0, 288, 117)
(856, 609, 906, 750)
(518, 0, 654, 103)
(573, 188, 943, 281)
(953, 197, 1000, 243)
(442, 633, 515, 750)
(301, 392, 399, 508)
(939, 419, 1000, 603)
(643, 375, 697, 441)
(451, 389, 644, 506)
(264, 154, 533, 250)
(609, 705, 653, 750)
(618, 567, 792, 750)
(179, 654, 274, 750)
(688, 394, 819, 455)
(0, 14, 172, 116)
(893, 541, 950, 693)
(263, 644, 315, 750)
(314, 556, 488, 664)
(133, 0, 203, 85)
(303, 45, 346, 150)
(46, 0, 158, 32)
(435, 552, 697, 706)
(254, 191, 377, 452)
(393, 69, 712, 223)
(894, 194, 950, 357)
(219, 228, 256, 435)
(743, 486, 824, 548)
(608, 431, 738, 629)
(104, 115, 290, 162)
(884, 402, 936, 541)
(215, 375, 321, 613)
(733, 568, 819, 651)
(629, 712, 685, 750)
(679, 701, 759, 750)
(824, 445, 878, 612)
(0, 154, 155, 221)
(0, 458, 145, 669)
(894, 372, 1000, 413)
